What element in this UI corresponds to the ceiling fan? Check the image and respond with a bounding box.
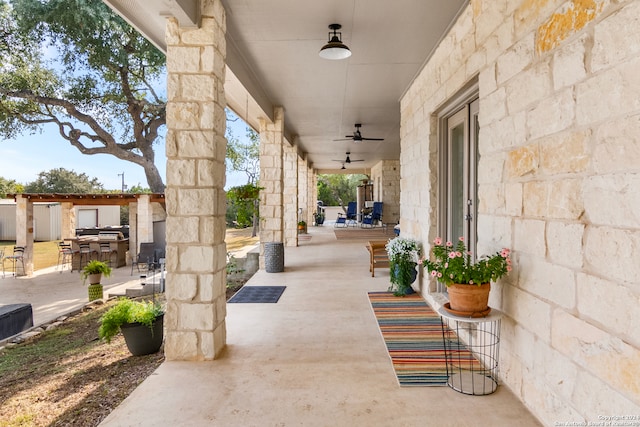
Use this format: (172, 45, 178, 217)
(334, 123, 384, 142)
(333, 152, 364, 164)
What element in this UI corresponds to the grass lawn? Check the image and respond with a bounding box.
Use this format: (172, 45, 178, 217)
(0, 297, 165, 426)
(0, 228, 259, 273)
(0, 229, 259, 426)
(0, 241, 59, 272)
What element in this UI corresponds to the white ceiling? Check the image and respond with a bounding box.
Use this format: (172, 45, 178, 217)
(103, 0, 468, 173)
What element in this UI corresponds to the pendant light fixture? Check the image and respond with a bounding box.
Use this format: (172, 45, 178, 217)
(319, 24, 351, 60)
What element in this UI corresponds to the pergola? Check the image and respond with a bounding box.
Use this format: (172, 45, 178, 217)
(6, 193, 165, 276)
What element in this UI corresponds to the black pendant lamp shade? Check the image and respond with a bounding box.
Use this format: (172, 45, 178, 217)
(319, 24, 351, 60)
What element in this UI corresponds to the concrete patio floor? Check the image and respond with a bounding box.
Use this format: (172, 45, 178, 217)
(0, 261, 149, 329)
(100, 224, 542, 427)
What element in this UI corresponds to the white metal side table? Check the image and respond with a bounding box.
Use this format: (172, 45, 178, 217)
(438, 307, 503, 395)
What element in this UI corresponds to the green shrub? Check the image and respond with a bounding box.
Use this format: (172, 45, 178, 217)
(80, 260, 112, 284)
(98, 298, 163, 343)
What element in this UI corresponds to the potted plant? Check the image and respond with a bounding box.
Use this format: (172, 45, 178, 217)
(297, 220, 307, 234)
(81, 260, 112, 301)
(422, 237, 512, 316)
(313, 211, 325, 225)
(98, 298, 164, 356)
(385, 237, 421, 296)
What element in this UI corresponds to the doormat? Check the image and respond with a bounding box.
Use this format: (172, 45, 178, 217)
(368, 291, 477, 387)
(228, 286, 286, 303)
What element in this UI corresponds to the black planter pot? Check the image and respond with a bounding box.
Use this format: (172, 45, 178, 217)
(120, 313, 164, 356)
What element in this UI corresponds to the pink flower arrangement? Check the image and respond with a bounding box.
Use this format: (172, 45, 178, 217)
(422, 237, 512, 286)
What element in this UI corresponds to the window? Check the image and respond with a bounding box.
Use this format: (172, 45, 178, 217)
(78, 209, 98, 228)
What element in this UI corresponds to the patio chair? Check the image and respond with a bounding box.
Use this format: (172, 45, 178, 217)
(361, 202, 383, 228)
(56, 241, 74, 273)
(335, 201, 357, 228)
(5, 246, 25, 277)
(131, 242, 157, 275)
(0, 249, 5, 278)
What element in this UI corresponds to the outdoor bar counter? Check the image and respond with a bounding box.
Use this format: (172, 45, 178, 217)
(67, 235, 129, 269)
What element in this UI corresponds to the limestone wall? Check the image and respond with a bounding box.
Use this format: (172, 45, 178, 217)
(400, 0, 640, 423)
(370, 160, 401, 225)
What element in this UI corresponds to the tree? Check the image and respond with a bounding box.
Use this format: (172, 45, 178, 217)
(24, 167, 103, 193)
(0, 176, 23, 197)
(317, 174, 367, 208)
(226, 183, 261, 232)
(0, 0, 167, 192)
(226, 113, 260, 185)
(225, 110, 261, 234)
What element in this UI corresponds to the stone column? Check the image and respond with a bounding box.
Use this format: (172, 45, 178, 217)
(259, 107, 285, 267)
(136, 195, 154, 246)
(164, 0, 228, 360)
(15, 196, 34, 276)
(309, 168, 318, 225)
(60, 202, 76, 240)
(128, 202, 137, 260)
(370, 160, 400, 224)
(283, 141, 298, 246)
(298, 155, 309, 227)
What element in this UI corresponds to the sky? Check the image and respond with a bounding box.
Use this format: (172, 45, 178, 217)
(0, 22, 253, 193)
(0, 113, 250, 192)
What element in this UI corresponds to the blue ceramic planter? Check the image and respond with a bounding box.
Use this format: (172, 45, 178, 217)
(391, 263, 417, 295)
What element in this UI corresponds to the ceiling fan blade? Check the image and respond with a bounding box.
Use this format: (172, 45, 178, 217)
(350, 159, 364, 162)
(333, 138, 353, 141)
(361, 137, 384, 141)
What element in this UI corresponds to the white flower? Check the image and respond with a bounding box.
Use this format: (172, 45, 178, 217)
(386, 237, 421, 263)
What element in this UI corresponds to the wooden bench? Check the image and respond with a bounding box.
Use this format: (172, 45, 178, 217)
(366, 240, 390, 277)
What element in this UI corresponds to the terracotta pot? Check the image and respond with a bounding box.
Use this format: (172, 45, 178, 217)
(447, 282, 490, 314)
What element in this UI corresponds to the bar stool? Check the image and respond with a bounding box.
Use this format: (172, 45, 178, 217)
(0, 249, 5, 278)
(57, 242, 74, 272)
(99, 242, 117, 265)
(77, 243, 94, 270)
(5, 246, 25, 277)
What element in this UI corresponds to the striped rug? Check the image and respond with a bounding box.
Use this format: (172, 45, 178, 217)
(368, 291, 479, 387)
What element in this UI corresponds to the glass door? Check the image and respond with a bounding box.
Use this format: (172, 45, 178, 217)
(441, 98, 479, 255)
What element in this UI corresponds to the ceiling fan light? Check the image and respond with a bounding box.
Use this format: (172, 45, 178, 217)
(319, 24, 351, 60)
